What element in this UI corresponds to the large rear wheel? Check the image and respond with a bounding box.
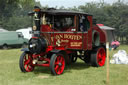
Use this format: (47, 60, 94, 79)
(91, 47, 106, 67)
(50, 53, 65, 75)
(84, 51, 91, 64)
(19, 52, 34, 72)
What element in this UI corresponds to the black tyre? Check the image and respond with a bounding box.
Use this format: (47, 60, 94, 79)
(84, 51, 91, 64)
(19, 52, 34, 72)
(91, 47, 106, 67)
(84, 56, 91, 64)
(50, 53, 65, 75)
(3, 44, 8, 50)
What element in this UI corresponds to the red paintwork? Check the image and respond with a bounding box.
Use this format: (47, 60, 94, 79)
(32, 37, 38, 39)
(54, 55, 65, 75)
(36, 16, 106, 72)
(34, 63, 50, 67)
(97, 47, 106, 66)
(92, 25, 106, 43)
(97, 24, 104, 26)
(87, 16, 93, 50)
(52, 33, 84, 49)
(29, 46, 53, 67)
(41, 25, 53, 32)
(40, 24, 106, 51)
(24, 54, 34, 72)
(34, 57, 50, 67)
(24, 8, 107, 75)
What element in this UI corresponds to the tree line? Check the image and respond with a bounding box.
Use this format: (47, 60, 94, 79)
(0, 0, 128, 43)
(67, 1, 128, 44)
(0, 0, 41, 31)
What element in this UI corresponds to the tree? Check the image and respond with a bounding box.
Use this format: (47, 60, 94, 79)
(0, 0, 41, 31)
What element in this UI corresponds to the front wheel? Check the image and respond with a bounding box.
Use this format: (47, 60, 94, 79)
(50, 53, 65, 75)
(91, 47, 106, 67)
(19, 52, 34, 72)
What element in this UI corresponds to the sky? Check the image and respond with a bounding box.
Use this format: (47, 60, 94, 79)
(36, 0, 128, 8)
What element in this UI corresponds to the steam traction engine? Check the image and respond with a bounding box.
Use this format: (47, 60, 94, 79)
(19, 6, 106, 75)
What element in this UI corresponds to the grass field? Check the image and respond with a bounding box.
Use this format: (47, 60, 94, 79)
(0, 45, 128, 85)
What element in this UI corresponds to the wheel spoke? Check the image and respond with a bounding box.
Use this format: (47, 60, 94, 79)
(55, 61, 59, 65)
(55, 65, 59, 73)
(60, 66, 64, 74)
(26, 65, 30, 72)
(28, 65, 33, 71)
(24, 64, 27, 70)
(58, 67, 62, 74)
(24, 54, 34, 72)
(98, 53, 102, 58)
(56, 57, 60, 62)
(24, 60, 30, 65)
(60, 57, 63, 62)
(55, 65, 59, 70)
(57, 57, 65, 74)
(97, 48, 106, 66)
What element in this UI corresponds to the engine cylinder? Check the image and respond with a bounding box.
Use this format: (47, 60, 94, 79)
(28, 37, 47, 54)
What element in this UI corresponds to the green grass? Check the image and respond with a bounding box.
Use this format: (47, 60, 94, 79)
(0, 45, 128, 85)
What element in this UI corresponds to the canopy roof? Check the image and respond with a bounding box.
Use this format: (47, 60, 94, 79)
(40, 8, 92, 16)
(99, 26, 115, 30)
(29, 8, 92, 16)
(97, 24, 115, 30)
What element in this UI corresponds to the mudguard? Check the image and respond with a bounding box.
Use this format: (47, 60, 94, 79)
(21, 48, 30, 53)
(50, 49, 61, 53)
(51, 49, 70, 64)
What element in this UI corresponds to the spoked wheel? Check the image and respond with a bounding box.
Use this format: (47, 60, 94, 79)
(50, 53, 65, 75)
(19, 52, 34, 72)
(91, 47, 106, 67)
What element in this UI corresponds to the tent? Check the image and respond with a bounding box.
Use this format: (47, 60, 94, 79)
(97, 24, 115, 43)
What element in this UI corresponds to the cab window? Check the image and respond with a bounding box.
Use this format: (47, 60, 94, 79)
(79, 15, 90, 32)
(54, 15, 74, 31)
